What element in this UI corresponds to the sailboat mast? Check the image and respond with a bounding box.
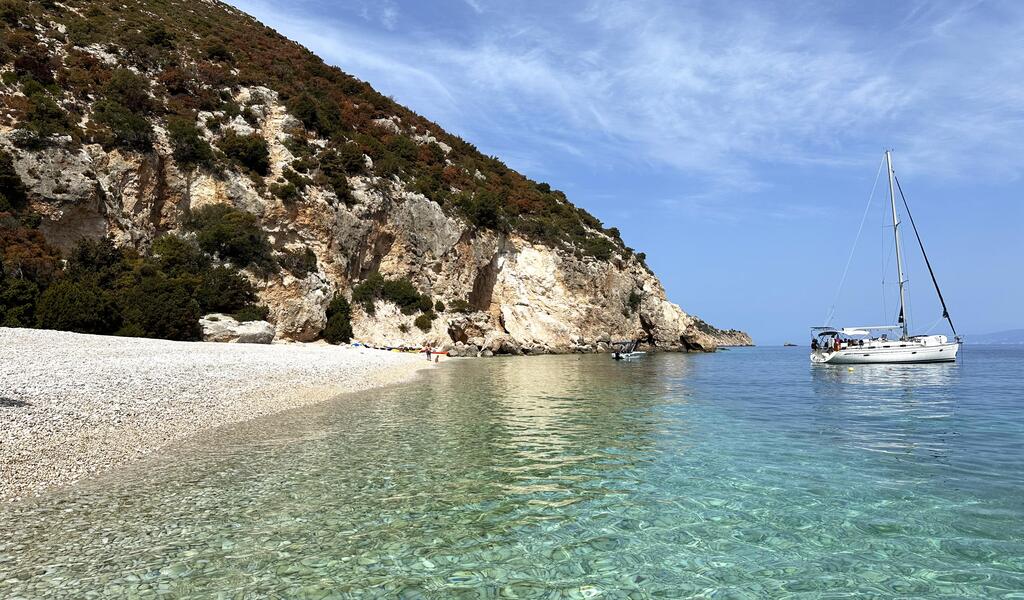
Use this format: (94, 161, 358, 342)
(886, 150, 908, 340)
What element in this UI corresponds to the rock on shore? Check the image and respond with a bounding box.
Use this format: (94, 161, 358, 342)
(0, 328, 430, 502)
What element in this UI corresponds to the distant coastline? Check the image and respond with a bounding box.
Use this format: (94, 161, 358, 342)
(966, 329, 1024, 345)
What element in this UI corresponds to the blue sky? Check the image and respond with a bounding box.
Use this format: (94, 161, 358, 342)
(226, 0, 1023, 344)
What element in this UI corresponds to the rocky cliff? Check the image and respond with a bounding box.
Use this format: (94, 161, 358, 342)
(0, 0, 751, 352)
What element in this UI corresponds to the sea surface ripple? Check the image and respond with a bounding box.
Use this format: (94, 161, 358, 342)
(1, 346, 1022, 598)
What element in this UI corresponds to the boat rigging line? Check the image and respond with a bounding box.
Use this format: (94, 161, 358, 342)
(893, 175, 958, 338)
(824, 155, 885, 326)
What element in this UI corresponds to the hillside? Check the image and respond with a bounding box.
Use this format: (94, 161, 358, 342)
(967, 329, 1024, 345)
(0, 0, 751, 352)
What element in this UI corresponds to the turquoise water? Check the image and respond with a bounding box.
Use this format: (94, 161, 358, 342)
(2, 346, 1023, 598)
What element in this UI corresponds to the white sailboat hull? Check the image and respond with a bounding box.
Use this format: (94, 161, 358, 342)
(811, 340, 958, 364)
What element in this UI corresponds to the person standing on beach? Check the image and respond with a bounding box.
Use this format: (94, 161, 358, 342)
(425, 346, 432, 361)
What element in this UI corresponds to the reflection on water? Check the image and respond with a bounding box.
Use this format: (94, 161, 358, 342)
(810, 362, 960, 463)
(1, 348, 1023, 598)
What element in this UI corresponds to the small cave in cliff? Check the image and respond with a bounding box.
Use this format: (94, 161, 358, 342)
(468, 254, 500, 311)
(678, 335, 706, 352)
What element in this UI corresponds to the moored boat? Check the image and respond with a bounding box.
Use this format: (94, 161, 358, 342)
(612, 340, 646, 360)
(811, 151, 960, 365)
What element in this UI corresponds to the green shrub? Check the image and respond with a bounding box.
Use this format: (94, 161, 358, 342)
(0, 0, 26, 26)
(461, 191, 505, 231)
(374, 155, 402, 178)
(322, 295, 353, 344)
(434, 299, 445, 313)
(152, 235, 210, 276)
(196, 265, 256, 313)
(218, 131, 269, 175)
(579, 236, 616, 261)
(351, 273, 432, 315)
(627, 290, 641, 314)
(381, 278, 422, 310)
(36, 278, 119, 334)
(65, 237, 130, 288)
(204, 42, 233, 62)
(92, 99, 153, 151)
(271, 182, 299, 203)
(282, 166, 311, 190)
(232, 304, 269, 322)
(287, 92, 342, 137)
(104, 69, 154, 114)
(386, 135, 417, 163)
(142, 23, 174, 48)
(413, 312, 434, 332)
(115, 274, 201, 340)
(0, 276, 38, 327)
(318, 148, 355, 203)
(351, 271, 384, 314)
(448, 299, 473, 313)
(14, 93, 75, 148)
(0, 151, 27, 212)
(167, 118, 213, 168)
(336, 143, 366, 175)
(185, 204, 274, 270)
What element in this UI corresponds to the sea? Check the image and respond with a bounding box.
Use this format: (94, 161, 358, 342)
(1, 345, 1022, 598)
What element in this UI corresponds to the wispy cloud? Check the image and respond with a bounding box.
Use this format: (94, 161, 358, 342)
(461, 0, 484, 14)
(227, 0, 1024, 195)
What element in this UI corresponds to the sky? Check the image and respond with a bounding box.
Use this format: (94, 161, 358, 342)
(225, 0, 1023, 344)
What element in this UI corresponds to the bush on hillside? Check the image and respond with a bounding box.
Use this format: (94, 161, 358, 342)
(351, 272, 432, 316)
(92, 99, 153, 151)
(151, 234, 210, 276)
(167, 118, 213, 168)
(185, 204, 274, 271)
(104, 69, 154, 114)
(317, 149, 355, 205)
(0, 275, 39, 327)
(115, 272, 200, 340)
(195, 265, 256, 313)
(232, 303, 269, 322)
(414, 312, 434, 332)
(14, 93, 76, 148)
(0, 151, 28, 212)
(35, 277, 120, 334)
(447, 299, 473, 313)
(322, 295, 353, 344)
(218, 131, 269, 175)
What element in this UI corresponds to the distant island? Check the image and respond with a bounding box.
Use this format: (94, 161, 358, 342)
(967, 329, 1024, 345)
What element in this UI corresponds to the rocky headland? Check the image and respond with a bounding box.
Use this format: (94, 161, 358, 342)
(0, 0, 751, 353)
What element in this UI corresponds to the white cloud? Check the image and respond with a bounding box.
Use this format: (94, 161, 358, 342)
(226, 0, 1024, 191)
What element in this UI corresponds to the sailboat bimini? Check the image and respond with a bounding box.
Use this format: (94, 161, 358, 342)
(810, 151, 960, 365)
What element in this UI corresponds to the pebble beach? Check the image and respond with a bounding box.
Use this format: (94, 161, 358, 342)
(0, 328, 431, 502)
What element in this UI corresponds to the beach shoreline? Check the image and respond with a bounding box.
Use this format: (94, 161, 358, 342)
(0, 328, 435, 503)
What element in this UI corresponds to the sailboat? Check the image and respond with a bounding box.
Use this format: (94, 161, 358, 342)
(810, 151, 960, 365)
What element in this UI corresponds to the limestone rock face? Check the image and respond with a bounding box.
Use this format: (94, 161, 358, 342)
(199, 314, 276, 344)
(3, 82, 751, 352)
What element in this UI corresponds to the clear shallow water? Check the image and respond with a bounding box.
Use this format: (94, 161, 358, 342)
(2, 346, 1023, 599)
